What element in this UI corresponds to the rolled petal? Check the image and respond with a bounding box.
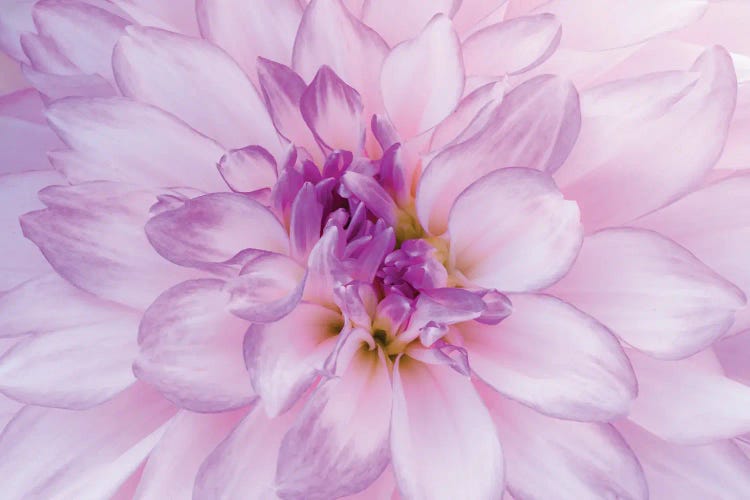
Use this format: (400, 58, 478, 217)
(145, 192, 289, 268)
(463, 14, 561, 77)
(134, 409, 246, 499)
(135, 279, 255, 412)
(555, 46, 737, 231)
(478, 382, 648, 500)
(417, 75, 580, 235)
(244, 303, 339, 417)
(380, 14, 464, 137)
(619, 419, 750, 499)
(461, 294, 636, 421)
(276, 348, 391, 499)
(194, 403, 299, 500)
(549, 228, 746, 360)
(113, 26, 280, 154)
(0, 311, 138, 410)
(218, 146, 277, 194)
(448, 167, 583, 292)
(293, 0, 388, 116)
(196, 0, 302, 84)
(301, 65, 365, 152)
(401, 287, 487, 344)
(0, 383, 175, 499)
(341, 171, 396, 225)
(391, 359, 503, 500)
(47, 97, 226, 190)
(20, 182, 200, 309)
(626, 350, 750, 445)
(361, 0, 457, 46)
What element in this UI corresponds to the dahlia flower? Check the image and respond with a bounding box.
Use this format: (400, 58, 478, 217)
(1, 0, 750, 498)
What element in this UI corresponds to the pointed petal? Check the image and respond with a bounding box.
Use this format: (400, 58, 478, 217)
(448, 167, 582, 292)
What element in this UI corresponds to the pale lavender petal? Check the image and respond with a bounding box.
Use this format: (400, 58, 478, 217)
(341, 171, 396, 225)
(218, 146, 277, 195)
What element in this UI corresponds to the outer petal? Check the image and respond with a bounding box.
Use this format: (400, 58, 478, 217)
(134, 409, 246, 499)
(20, 182, 200, 309)
(554, 47, 737, 231)
(0, 0, 35, 61)
(463, 14, 560, 77)
(478, 382, 647, 500)
(134, 280, 255, 412)
(145, 192, 289, 268)
(381, 14, 464, 138)
(635, 174, 750, 334)
(0, 383, 175, 499)
(301, 65, 365, 153)
(244, 303, 339, 417)
(218, 145, 277, 194)
(391, 359, 503, 500)
(448, 167, 582, 292)
(0, 310, 138, 410)
(276, 348, 391, 499)
(361, 0, 457, 46)
(113, 26, 280, 154)
(549, 228, 746, 359)
(417, 75, 580, 234)
(462, 294, 636, 421)
(197, 0, 301, 85)
(108, 0, 199, 36)
(47, 97, 226, 189)
(617, 420, 750, 499)
(293, 0, 388, 116)
(626, 350, 750, 445)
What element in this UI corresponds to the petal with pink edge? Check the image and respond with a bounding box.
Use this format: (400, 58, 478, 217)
(463, 14, 561, 77)
(462, 294, 636, 421)
(196, 0, 302, 85)
(361, 0, 457, 46)
(448, 167, 583, 292)
(244, 303, 339, 417)
(20, 182, 201, 309)
(554, 47, 737, 231)
(134, 279, 255, 412)
(113, 26, 280, 155)
(145, 192, 289, 268)
(381, 14, 463, 138)
(391, 359, 503, 500)
(478, 381, 647, 500)
(276, 347, 391, 499)
(549, 228, 745, 360)
(0, 383, 175, 499)
(417, 75, 580, 235)
(626, 350, 750, 445)
(47, 97, 226, 190)
(617, 420, 750, 499)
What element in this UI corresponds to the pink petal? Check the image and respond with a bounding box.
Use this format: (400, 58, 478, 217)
(47, 97, 227, 190)
(145, 192, 289, 268)
(135, 409, 247, 498)
(452, 0, 508, 37)
(715, 83, 750, 171)
(617, 419, 750, 498)
(301, 65, 365, 153)
(343, 466, 397, 500)
(381, 14, 463, 138)
(0, 383, 175, 499)
(463, 293, 636, 420)
(448, 167, 582, 292)
(276, 348, 391, 499)
(549, 228, 745, 360)
(33, 0, 129, 82)
(554, 46, 737, 231)
(196, 0, 302, 86)
(391, 359, 503, 499)
(463, 14, 560, 77)
(244, 303, 339, 417)
(635, 174, 750, 334)
(417, 75, 580, 235)
(626, 350, 750, 444)
(20, 182, 201, 309)
(478, 381, 647, 499)
(0, 309, 138, 410)
(0, 170, 63, 290)
(194, 403, 299, 499)
(293, 0, 388, 116)
(135, 279, 255, 412)
(217, 145, 277, 194)
(108, 0, 199, 36)
(22, 65, 116, 101)
(113, 26, 280, 155)
(361, 0, 457, 46)
(0, 0, 35, 62)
